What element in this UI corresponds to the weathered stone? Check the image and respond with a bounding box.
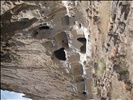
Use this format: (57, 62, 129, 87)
(1, 1, 133, 100)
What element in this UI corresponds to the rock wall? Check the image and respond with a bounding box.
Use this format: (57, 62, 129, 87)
(1, 1, 133, 100)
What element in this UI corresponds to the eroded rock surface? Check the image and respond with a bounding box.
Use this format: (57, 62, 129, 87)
(1, 1, 133, 100)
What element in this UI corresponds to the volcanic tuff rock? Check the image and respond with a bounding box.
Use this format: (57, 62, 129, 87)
(1, 1, 133, 100)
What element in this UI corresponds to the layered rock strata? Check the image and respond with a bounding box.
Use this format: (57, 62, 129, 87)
(1, 1, 133, 100)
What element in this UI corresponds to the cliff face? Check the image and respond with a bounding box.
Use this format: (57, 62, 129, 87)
(1, 1, 133, 100)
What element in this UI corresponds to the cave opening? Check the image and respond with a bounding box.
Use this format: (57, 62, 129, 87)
(39, 26, 50, 30)
(54, 48, 66, 61)
(82, 91, 87, 95)
(77, 38, 86, 53)
(77, 38, 86, 44)
(80, 45, 86, 53)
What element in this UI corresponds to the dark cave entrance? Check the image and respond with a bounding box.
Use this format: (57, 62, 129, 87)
(77, 38, 86, 53)
(54, 48, 66, 61)
(77, 38, 86, 43)
(82, 91, 87, 95)
(39, 25, 50, 30)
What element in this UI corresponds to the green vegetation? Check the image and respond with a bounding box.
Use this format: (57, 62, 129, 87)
(96, 57, 106, 78)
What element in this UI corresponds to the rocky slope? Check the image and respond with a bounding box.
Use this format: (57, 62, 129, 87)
(1, 1, 133, 100)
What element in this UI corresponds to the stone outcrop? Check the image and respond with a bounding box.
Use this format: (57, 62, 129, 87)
(1, 1, 133, 100)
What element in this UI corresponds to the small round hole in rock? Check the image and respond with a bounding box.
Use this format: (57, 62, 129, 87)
(82, 91, 87, 95)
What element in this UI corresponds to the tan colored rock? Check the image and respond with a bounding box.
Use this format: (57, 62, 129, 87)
(1, 1, 133, 100)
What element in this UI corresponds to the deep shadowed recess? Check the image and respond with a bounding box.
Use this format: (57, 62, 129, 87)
(54, 48, 66, 61)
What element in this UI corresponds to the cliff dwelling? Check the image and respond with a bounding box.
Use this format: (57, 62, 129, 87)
(1, 1, 133, 100)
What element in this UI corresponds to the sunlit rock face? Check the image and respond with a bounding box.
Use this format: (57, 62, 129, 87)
(1, 1, 133, 100)
(29, 1, 92, 99)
